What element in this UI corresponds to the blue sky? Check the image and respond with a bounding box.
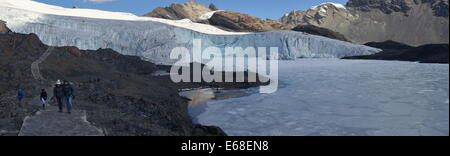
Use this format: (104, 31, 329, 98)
(33, 0, 349, 19)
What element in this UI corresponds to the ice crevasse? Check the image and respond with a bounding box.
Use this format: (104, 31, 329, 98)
(0, 0, 381, 65)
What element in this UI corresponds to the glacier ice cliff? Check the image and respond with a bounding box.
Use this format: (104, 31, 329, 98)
(0, 0, 381, 65)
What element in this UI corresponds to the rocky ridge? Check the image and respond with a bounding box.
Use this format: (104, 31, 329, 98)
(208, 11, 294, 32)
(279, 0, 449, 46)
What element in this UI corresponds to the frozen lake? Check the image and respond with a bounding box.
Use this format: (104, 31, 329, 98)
(194, 59, 449, 136)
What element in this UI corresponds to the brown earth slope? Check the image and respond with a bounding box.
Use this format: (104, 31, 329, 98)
(0, 29, 230, 136)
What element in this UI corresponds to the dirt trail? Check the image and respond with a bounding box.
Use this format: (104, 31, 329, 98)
(19, 47, 104, 136)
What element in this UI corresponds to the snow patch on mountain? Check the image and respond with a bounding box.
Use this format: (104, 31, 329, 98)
(311, 2, 347, 10)
(198, 10, 222, 20)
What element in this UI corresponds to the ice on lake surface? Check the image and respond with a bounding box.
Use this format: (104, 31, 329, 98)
(194, 59, 449, 136)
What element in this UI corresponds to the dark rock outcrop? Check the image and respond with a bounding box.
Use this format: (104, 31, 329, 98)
(209, 11, 294, 32)
(364, 40, 413, 50)
(343, 40, 449, 64)
(144, 1, 212, 21)
(292, 25, 350, 42)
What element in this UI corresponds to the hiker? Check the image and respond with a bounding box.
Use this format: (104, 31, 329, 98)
(40, 89, 48, 110)
(17, 88, 25, 107)
(62, 80, 75, 114)
(53, 80, 64, 112)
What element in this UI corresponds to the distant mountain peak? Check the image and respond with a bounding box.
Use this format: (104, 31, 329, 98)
(144, 1, 213, 21)
(311, 2, 346, 10)
(280, 0, 449, 46)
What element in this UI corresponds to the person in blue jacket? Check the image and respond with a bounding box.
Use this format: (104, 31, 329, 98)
(17, 88, 25, 107)
(62, 80, 75, 114)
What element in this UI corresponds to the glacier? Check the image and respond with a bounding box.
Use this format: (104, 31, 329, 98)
(0, 0, 380, 65)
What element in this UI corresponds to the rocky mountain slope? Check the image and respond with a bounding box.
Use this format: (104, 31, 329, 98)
(208, 11, 294, 32)
(0, 27, 230, 136)
(144, 1, 213, 21)
(343, 40, 449, 63)
(144, 1, 294, 32)
(0, 28, 44, 136)
(280, 0, 449, 46)
(144, 2, 344, 36)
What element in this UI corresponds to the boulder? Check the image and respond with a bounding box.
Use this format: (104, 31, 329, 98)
(292, 25, 350, 42)
(62, 46, 82, 57)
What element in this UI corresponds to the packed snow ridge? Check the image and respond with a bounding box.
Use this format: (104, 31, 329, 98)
(0, 0, 379, 65)
(311, 2, 347, 10)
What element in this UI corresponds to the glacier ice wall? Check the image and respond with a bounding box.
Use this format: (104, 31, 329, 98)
(0, 8, 381, 65)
